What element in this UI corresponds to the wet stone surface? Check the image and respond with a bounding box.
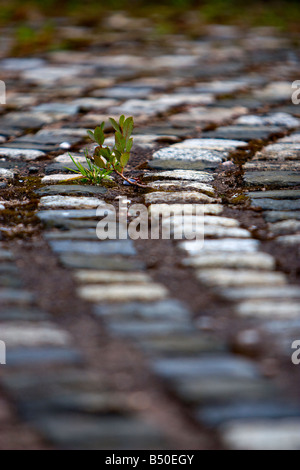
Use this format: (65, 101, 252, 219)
(0, 17, 300, 450)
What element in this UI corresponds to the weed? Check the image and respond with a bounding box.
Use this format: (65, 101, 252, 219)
(65, 152, 113, 185)
(67, 115, 146, 188)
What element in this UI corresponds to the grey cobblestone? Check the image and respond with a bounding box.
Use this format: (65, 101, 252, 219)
(0, 15, 300, 450)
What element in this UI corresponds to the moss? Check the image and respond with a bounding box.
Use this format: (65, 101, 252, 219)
(0, 176, 42, 239)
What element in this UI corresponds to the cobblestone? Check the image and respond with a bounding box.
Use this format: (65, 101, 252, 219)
(0, 15, 299, 450)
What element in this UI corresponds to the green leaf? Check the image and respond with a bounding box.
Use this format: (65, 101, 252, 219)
(115, 131, 123, 143)
(109, 117, 120, 133)
(114, 149, 121, 161)
(120, 152, 130, 168)
(126, 138, 133, 152)
(123, 117, 134, 140)
(114, 132, 126, 153)
(94, 126, 105, 146)
(94, 155, 107, 169)
(64, 167, 81, 174)
(87, 130, 95, 142)
(119, 114, 125, 128)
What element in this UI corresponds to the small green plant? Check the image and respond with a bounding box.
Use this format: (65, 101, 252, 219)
(66, 152, 113, 185)
(67, 115, 145, 188)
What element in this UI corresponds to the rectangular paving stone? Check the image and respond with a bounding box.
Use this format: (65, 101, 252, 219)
(201, 216, 239, 227)
(13, 390, 133, 418)
(0, 168, 14, 179)
(152, 355, 259, 380)
(244, 161, 300, 171)
(263, 142, 300, 152)
(220, 286, 300, 301)
(221, 419, 300, 450)
(170, 107, 247, 126)
(0, 308, 49, 321)
(0, 249, 14, 260)
(175, 376, 274, 404)
(167, 222, 249, 239)
(197, 401, 300, 427)
(42, 218, 100, 230)
(60, 254, 144, 271)
(0, 112, 54, 130)
(250, 199, 300, 210)
(0, 148, 46, 160)
(0, 323, 71, 347)
(0, 288, 35, 304)
(235, 112, 300, 128)
(33, 414, 168, 450)
(171, 138, 248, 150)
(264, 211, 300, 222)
(44, 229, 100, 240)
(254, 149, 300, 161)
(244, 171, 300, 187)
(106, 319, 192, 337)
(94, 299, 190, 321)
(49, 240, 136, 256)
(203, 125, 284, 141)
(23, 66, 84, 83)
(276, 234, 300, 245)
(248, 190, 300, 200)
(143, 170, 214, 183)
(149, 147, 225, 170)
(149, 204, 223, 219)
(4, 135, 82, 152)
(32, 102, 80, 117)
(196, 269, 286, 288)
(0, 272, 22, 288)
(38, 209, 108, 221)
(78, 283, 168, 303)
(0, 57, 46, 70)
(268, 219, 300, 235)
(278, 134, 300, 143)
(36, 185, 107, 196)
(74, 270, 150, 284)
(181, 238, 259, 254)
(202, 226, 250, 238)
(236, 300, 300, 318)
(139, 333, 226, 357)
(166, 215, 239, 229)
(145, 191, 216, 204)
(260, 319, 300, 334)
(41, 174, 84, 184)
(39, 196, 105, 209)
(147, 180, 215, 195)
(183, 252, 275, 270)
(6, 347, 82, 367)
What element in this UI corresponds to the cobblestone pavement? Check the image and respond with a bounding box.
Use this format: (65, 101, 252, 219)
(0, 18, 300, 449)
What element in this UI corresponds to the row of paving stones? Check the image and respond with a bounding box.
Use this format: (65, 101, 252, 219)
(137, 129, 300, 449)
(241, 129, 300, 369)
(34, 192, 296, 451)
(1, 128, 300, 449)
(1, 105, 300, 449)
(245, 131, 300, 242)
(0, 29, 299, 165)
(0, 242, 173, 449)
(28, 122, 300, 450)
(0, 28, 300, 449)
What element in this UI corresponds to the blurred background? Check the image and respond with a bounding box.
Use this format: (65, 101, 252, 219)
(0, 0, 299, 57)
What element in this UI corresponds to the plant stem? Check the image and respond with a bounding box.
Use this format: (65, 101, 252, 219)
(112, 163, 147, 188)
